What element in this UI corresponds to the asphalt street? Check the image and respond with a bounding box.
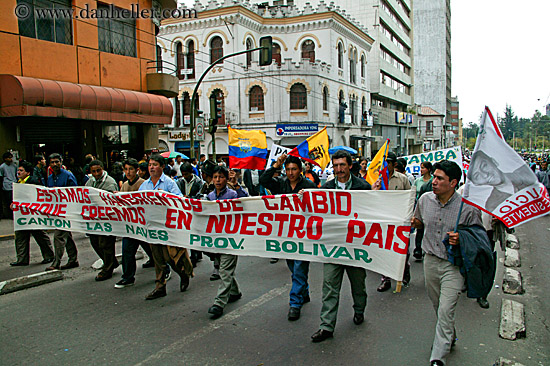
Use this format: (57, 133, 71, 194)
(0, 217, 548, 366)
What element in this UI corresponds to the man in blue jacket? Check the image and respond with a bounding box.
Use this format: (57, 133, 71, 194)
(45, 153, 79, 271)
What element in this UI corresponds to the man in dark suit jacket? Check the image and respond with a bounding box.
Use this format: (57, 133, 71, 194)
(311, 150, 375, 343)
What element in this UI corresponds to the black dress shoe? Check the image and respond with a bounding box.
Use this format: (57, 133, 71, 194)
(95, 271, 113, 281)
(403, 268, 411, 286)
(377, 279, 391, 292)
(41, 258, 54, 264)
(353, 313, 364, 325)
(430, 360, 444, 366)
(413, 248, 423, 261)
(228, 293, 242, 303)
(311, 329, 333, 343)
(10, 262, 29, 266)
(145, 287, 166, 300)
(288, 307, 300, 321)
(477, 297, 490, 309)
(142, 260, 154, 268)
(180, 275, 189, 292)
(208, 305, 223, 319)
(60, 261, 79, 270)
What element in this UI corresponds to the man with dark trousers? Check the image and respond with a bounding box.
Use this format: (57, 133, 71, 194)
(311, 150, 376, 342)
(85, 160, 119, 281)
(140, 154, 194, 300)
(45, 153, 79, 271)
(260, 153, 316, 321)
(10, 161, 54, 266)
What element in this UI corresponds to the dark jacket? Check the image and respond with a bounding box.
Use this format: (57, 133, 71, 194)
(259, 167, 316, 194)
(21, 175, 41, 185)
(444, 225, 496, 299)
(322, 174, 372, 191)
(32, 166, 46, 186)
(243, 169, 262, 196)
(176, 174, 203, 198)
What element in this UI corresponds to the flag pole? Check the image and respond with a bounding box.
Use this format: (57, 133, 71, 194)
(454, 200, 464, 233)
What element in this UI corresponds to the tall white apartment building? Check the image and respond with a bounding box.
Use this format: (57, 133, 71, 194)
(295, 0, 421, 155)
(414, 0, 454, 148)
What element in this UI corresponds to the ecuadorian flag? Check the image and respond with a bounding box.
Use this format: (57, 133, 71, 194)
(366, 139, 389, 186)
(288, 127, 330, 170)
(228, 127, 268, 170)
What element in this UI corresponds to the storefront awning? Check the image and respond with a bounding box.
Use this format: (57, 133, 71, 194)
(0, 75, 172, 124)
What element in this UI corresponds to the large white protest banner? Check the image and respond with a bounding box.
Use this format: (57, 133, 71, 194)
(402, 146, 462, 178)
(13, 184, 415, 280)
(462, 107, 550, 228)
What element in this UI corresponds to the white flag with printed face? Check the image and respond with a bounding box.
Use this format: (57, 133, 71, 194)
(462, 107, 550, 228)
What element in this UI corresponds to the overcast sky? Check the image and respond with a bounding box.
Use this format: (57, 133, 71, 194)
(178, 0, 550, 126)
(452, 0, 550, 125)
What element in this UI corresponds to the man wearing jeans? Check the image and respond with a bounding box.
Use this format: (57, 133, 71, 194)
(259, 153, 316, 321)
(412, 160, 482, 366)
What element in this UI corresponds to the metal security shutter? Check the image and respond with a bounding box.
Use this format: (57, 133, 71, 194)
(20, 119, 81, 143)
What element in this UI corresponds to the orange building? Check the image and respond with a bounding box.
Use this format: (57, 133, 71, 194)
(0, 0, 178, 165)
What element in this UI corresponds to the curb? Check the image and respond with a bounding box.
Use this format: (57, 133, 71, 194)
(0, 270, 63, 295)
(494, 357, 525, 366)
(504, 248, 521, 267)
(503, 268, 523, 295)
(0, 234, 15, 241)
(499, 299, 526, 340)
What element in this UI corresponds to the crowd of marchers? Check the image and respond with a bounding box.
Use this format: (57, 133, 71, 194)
(2, 147, 549, 366)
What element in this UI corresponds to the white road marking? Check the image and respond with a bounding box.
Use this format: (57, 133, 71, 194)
(134, 284, 291, 366)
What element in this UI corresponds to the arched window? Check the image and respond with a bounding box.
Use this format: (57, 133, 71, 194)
(210, 36, 223, 64)
(174, 97, 180, 127)
(176, 42, 184, 80)
(246, 38, 253, 67)
(290, 83, 307, 110)
(249, 86, 264, 111)
(362, 96, 367, 123)
(322, 86, 329, 111)
(156, 45, 162, 72)
(337, 42, 343, 69)
(350, 95, 358, 124)
(360, 54, 366, 78)
(349, 49, 357, 84)
(272, 43, 281, 66)
(339, 90, 345, 105)
(301, 40, 315, 63)
(182, 92, 199, 123)
(186, 40, 195, 79)
(211, 89, 225, 125)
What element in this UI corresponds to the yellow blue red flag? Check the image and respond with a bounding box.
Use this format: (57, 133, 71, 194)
(288, 127, 330, 170)
(366, 139, 390, 185)
(228, 127, 268, 170)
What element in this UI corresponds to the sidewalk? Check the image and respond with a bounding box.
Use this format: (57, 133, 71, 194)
(0, 219, 15, 241)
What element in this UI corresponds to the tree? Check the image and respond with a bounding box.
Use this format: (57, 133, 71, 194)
(498, 105, 518, 141)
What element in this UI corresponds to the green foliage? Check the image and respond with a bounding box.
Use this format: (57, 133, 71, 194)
(494, 105, 550, 151)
